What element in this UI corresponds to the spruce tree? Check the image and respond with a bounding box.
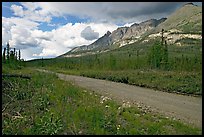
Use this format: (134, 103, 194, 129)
(6, 42, 10, 62)
(18, 50, 21, 61)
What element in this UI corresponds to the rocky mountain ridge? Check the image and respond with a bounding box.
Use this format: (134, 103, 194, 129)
(61, 3, 202, 57)
(68, 18, 166, 54)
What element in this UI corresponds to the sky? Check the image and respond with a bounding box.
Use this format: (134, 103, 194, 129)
(2, 2, 202, 60)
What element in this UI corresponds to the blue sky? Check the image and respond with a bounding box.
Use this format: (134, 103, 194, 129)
(2, 2, 202, 60)
(2, 2, 90, 31)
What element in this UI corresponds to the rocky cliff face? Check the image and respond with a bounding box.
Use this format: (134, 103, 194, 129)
(69, 18, 166, 54)
(109, 27, 129, 42)
(123, 18, 167, 40)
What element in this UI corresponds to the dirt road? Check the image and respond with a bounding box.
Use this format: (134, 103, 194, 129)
(37, 69, 202, 128)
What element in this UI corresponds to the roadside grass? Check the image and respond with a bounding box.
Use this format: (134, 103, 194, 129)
(2, 66, 201, 135)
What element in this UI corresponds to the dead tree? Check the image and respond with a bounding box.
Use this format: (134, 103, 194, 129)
(3, 48, 6, 63)
(161, 29, 164, 46)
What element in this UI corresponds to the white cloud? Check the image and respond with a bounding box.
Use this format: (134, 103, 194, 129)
(31, 30, 53, 41)
(11, 3, 52, 23)
(88, 23, 117, 37)
(28, 2, 185, 24)
(123, 22, 135, 27)
(38, 40, 60, 57)
(2, 17, 39, 29)
(10, 5, 24, 17)
(20, 2, 39, 11)
(21, 47, 42, 61)
(2, 16, 118, 60)
(9, 25, 39, 49)
(2, 27, 11, 46)
(8, 2, 185, 25)
(2, 17, 40, 49)
(81, 26, 99, 40)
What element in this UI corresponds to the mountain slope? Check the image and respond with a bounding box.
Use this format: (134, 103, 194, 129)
(154, 3, 202, 34)
(144, 3, 202, 45)
(60, 3, 202, 58)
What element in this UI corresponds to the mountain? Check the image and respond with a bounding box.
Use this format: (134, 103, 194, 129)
(144, 3, 202, 45)
(122, 18, 167, 40)
(60, 3, 202, 57)
(153, 3, 202, 34)
(61, 18, 166, 57)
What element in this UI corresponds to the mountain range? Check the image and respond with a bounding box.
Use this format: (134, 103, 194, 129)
(60, 3, 202, 58)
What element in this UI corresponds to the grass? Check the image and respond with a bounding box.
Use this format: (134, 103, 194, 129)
(2, 66, 202, 135)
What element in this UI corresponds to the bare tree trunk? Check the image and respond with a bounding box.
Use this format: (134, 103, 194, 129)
(3, 48, 6, 63)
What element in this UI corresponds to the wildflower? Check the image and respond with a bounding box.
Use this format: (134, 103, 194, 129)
(135, 114, 140, 117)
(100, 96, 111, 104)
(122, 101, 131, 108)
(117, 125, 121, 130)
(105, 105, 110, 108)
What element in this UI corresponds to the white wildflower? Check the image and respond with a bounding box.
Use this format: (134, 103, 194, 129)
(122, 101, 131, 108)
(100, 96, 111, 104)
(135, 114, 140, 117)
(116, 125, 121, 130)
(105, 105, 110, 108)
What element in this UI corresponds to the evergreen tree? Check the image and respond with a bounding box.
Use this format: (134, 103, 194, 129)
(6, 42, 10, 61)
(18, 50, 21, 60)
(148, 29, 168, 70)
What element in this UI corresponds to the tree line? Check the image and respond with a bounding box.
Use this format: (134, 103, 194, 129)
(2, 42, 21, 63)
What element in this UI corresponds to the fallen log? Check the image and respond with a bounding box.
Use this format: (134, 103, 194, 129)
(2, 74, 31, 79)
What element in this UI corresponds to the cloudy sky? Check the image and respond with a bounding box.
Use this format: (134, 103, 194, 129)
(2, 2, 201, 60)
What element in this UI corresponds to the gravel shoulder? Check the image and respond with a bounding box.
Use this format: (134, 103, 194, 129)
(37, 69, 202, 128)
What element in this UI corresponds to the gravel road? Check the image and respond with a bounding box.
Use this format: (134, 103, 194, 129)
(37, 69, 202, 128)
